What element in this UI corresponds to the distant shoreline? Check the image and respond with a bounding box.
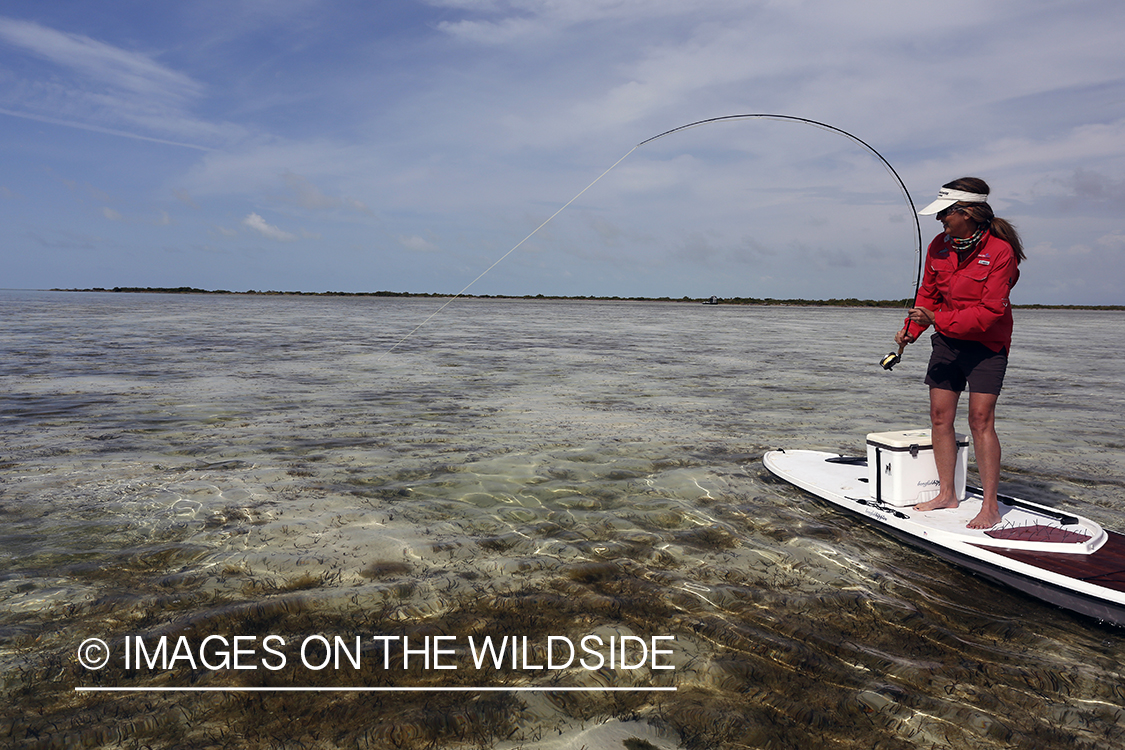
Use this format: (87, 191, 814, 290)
(48, 287, 1123, 311)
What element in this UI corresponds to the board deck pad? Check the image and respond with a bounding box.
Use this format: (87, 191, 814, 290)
(985, 526, 1091, 544)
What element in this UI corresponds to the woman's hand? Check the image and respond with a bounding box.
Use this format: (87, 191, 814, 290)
(906, 306, 936, 327)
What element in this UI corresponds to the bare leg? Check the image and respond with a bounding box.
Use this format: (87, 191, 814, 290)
(915, 387, 961, 511)
(966, 391, 1002, 529)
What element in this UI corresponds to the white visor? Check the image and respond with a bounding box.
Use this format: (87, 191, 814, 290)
(918, 187, 989, 215)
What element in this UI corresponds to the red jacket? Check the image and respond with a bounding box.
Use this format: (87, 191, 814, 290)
(904, 231, 1019, 352)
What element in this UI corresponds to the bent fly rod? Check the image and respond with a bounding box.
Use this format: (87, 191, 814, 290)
(379, 114, 924, 362)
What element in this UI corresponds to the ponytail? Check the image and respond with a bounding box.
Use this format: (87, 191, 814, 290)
(987, 217, 1025, 264)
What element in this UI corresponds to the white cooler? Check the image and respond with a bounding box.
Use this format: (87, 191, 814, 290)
(865, 429, 969, 507)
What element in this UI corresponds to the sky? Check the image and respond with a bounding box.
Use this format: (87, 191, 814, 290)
(2, 0, 1124, 304)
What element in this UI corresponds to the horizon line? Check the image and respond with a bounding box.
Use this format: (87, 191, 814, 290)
(35, 288, 1125, 309)
(76, 685, 678, 693)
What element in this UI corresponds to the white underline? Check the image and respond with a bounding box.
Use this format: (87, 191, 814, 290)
(75, 686, 677, 693)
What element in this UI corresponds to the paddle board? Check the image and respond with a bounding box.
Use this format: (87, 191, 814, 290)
(763, 447, 1125, 626)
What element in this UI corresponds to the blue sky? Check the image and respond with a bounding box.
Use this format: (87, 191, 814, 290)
(2, 1, 1124, 303)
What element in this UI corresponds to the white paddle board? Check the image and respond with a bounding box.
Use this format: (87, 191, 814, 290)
(764, 448, 1125, 626)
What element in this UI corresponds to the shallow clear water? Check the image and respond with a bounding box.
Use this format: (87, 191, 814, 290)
(2, 290, 1124, 749)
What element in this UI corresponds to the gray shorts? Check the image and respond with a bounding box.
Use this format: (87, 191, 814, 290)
(924, 333, 1008, 395)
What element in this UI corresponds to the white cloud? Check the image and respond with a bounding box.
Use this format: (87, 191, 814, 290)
(429, 0, 745, 42)
(437, 17, 541, 44)
(398, 234, 440, 253)
(242, 212, 297, 241)
(0, 15, 238, 146)
(1096, 231, 1125, 251)
(0, 17, 201, 102)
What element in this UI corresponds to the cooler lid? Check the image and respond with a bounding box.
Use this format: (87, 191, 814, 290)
(866, 429, 969, 449)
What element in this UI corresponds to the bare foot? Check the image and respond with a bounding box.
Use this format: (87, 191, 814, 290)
(915, 495, 959, 512)
(966, 504, 1002, 529)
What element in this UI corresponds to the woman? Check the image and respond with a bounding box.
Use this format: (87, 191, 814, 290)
(894, 177, 1025, 529)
